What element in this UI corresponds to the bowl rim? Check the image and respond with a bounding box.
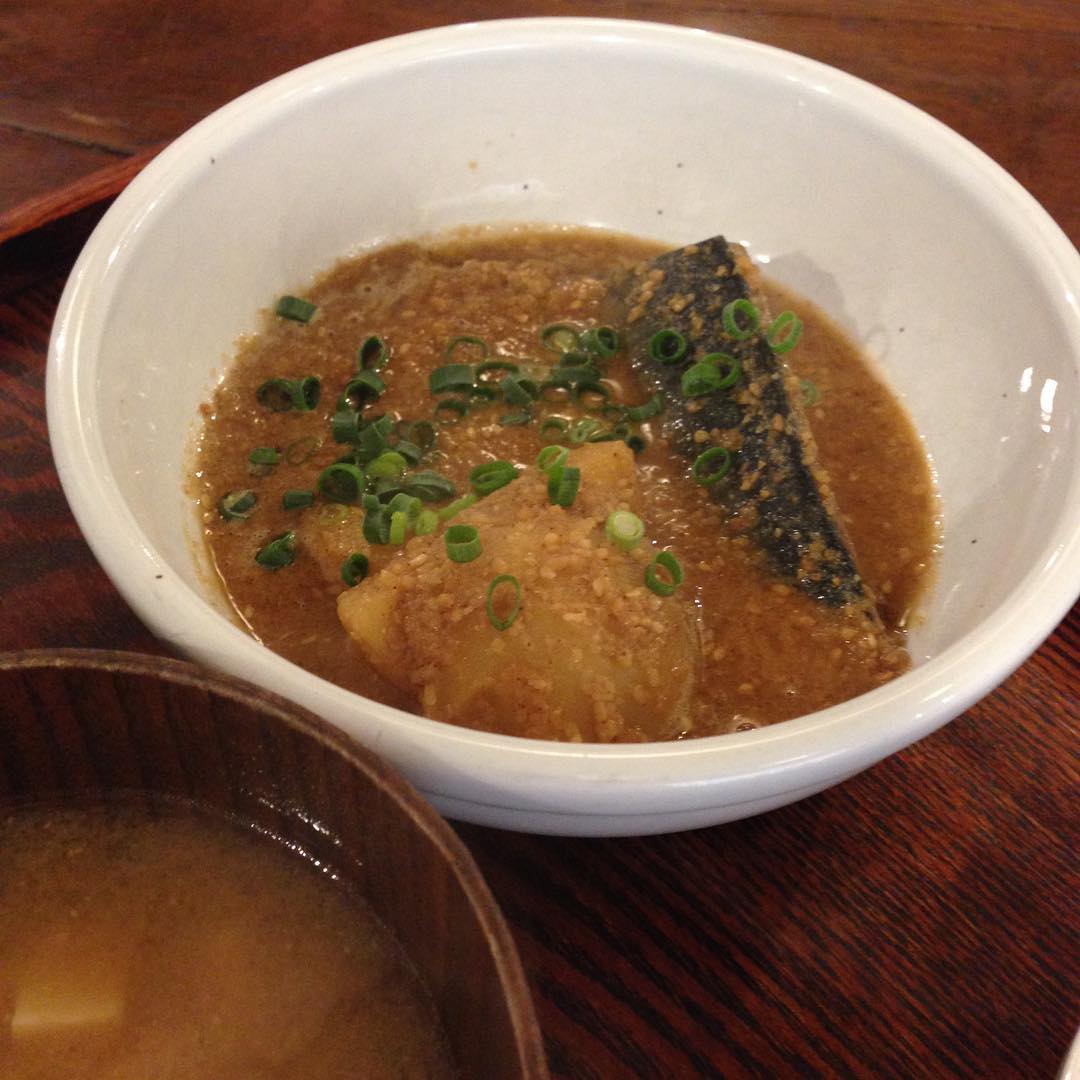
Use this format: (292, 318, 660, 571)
(0, 646, 549, 1074)
(46, 17, 1080, 824)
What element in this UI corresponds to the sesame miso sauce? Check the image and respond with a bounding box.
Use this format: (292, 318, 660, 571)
(193, 227, 937, 741)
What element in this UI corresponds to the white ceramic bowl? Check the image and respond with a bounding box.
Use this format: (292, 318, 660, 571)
(47, 19, 1080, 835)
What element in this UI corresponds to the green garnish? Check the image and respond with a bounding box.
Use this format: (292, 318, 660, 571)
(414, 509, 439, 536)
(402, 471, 456, 502)
(579, 325, 619, 359)
(340, 552, 370, 587)
(341, 371, 386, 407)
(540, 323, 580, 354)
(275, 295, 317, 323)
(605, 510, 645, 552)
(438, 493, 479, 521)
(645, 551, 683, 596)
(444, 335, 489, 361)
(626, 393, 664, 422)
(218, 489, 257, 521)
(317, 462, 366, 503)
(766, 311, 803, 355)
(445, 524, 482, 563)
(248, 447, 281, 467)
(366, 451, 408, 479)
(649, 329, 687, 365)
(722, 298, 759, 340)
(469, 460, 519, 496)
(358, 335, 390, 370)
(486, 574, 522, 631)
(282, 489, 315, 510)
(255, 530, 296, 569)
(546, 465, 581, 507)
(255, 376, 320, 412)
(536, 445, 569, 473)
(692, 446, 734, 485)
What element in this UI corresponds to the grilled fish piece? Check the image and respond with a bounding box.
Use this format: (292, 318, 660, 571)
(610, 234, 878, 616)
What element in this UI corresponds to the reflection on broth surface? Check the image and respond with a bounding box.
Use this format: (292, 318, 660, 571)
(193, 226, 937, 741)
(0, 805, 455, 1080)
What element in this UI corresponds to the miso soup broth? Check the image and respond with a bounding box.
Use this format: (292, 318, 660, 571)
(0, 803, 456, 1080)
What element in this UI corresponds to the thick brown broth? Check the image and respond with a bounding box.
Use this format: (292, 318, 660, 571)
(193, 227, 937, 740)
(0, 803, 456, 1080)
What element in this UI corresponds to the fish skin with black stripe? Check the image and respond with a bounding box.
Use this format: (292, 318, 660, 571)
(608, 234, 880, 620)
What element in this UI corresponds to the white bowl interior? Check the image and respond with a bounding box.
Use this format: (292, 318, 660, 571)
(49, 20, 1080, 834)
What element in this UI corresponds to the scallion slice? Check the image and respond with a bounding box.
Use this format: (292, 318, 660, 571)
(605, 510, 645, 552)
(540, 322, 580, 354)
(256, 378, 298, 413)
(358, 335, 390, 371)
(649, 329, 687, 365)
(469, 460, 519, 496)
(539, 416, 570, 441)
(682, 362, 727, 398)
(275, 295, 317, 323)
(362, 500, 390, 545)
(568, 418, 602, 445)
(386, 492, 422, 521)
(692, 446, 734, 485)
(366, 451, 408, 479)
(444, 335, 489, 361)
(248, 446, 281, 466)
(547, 465, 581, 507)
(342, 371, 386, 407)
(295, 376, 321, 411)
(255, 530, 296, 569)
(499, 373, 540, 405)
(536, 445, 569, 473)
(438, 493, 479, 521)
(414, 509, 439, 536)
(318, 462, 366, 503)
(340, 552, 370, 586)
(434, 398, 470, 422)
(402, 470, 456, 502)
(389, 510, 408, 545)
(722, 298, 760, 340)
(645, 550, 683, 596)
(701, 352, 742, 390)
(626, 392, 664, 422)
(499, 409, 533, 427)
(445, 524, 482, 563)
(475, 359, 520, 379)
(218, 489, 257, 521)
(430, 364, 476, 395)
(766, 310, 803, 354)
(486, 574, 522, 631)
(282, 489, 315, 510)
(397, 419, 436, 450)
(579, 325, 619, 359)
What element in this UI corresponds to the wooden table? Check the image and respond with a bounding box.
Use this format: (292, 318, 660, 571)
(2, 3, 1077, 1077)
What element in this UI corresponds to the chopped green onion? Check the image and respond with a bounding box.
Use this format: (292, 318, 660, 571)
(414, 509, 439, 536)
(366, 451, 408, 479)
(218, 489, 257, 521)
(499, 409, 533, 426)
(692, 446, 734, 485)
(486, 574, 522, 631)
(626, 393, 664, 422)
(434, 398, 470, 422)
(255, 530, 296, 569)
(470, 383, 499, 402)
(248, 446, 281, 466)
(536, 445, 569, 473)
(579, 325, 619, 359)
(701, 352, 742, 390)
(500, 373, 540, 405)
(387, 492, 422, 522)
(331, 408, 363, 444)
(766, 311, 803, 354)
(722, 298, 760, 340)
(282, 489, 315, 510)
(568, 418, 602, 445)
(605, 510, 645, 552)
(397, 419, 436, 450)
(649, 329, 688, 365)
(444, 335, 489, 361)
(430, 364, 476, 395)
(350, 414, 393, 461)
(275, 295, 317, 323)
(358, 335, 390, 371)
(284, 435, 322, 465)
(340, 552, 369, 586)
(389, 510, 408, 545)
(259, 375, 319, 412)
(402, 470, 456, 502)
(342, 371, 386, 407)
(362, 498, 390, 544)
(801, 378, 821, 406)
(645, 551, 683, 596)
(439, 493, 479, 521)
(682, 362, 723, 398)
(394, 440, 424, 465)
(445, 524, 482, 563)
(469, 460, 519, 496)
(475, 360, 520, 379)
(540, 323, 580, 354)
(318, 462, 366, 503)
(547, 465, 581, 507)
(540, 416, 570, 441)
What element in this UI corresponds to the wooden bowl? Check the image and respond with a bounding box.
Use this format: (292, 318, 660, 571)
(0, 648, 548, 1079)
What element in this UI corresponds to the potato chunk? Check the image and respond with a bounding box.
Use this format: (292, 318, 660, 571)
(338, 443, 696, 742)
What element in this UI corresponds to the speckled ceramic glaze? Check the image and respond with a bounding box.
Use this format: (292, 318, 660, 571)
(47, 19, 1080, 834)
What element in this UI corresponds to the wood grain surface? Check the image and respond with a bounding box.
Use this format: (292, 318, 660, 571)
(1, 3, 1077, 1078)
